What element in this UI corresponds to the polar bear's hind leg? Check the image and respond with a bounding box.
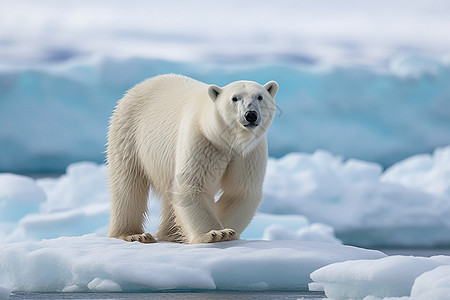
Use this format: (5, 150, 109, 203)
(107, 125, 154, 243)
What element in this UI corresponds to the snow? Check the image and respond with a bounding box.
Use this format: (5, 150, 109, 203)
(0, 162, 110, 242)
(310, 255, 450, 300)
(381, 146, 450, 198)
(0, 174, 46, 222)
(263, 223, 342, 244)
(262, 146, 450, 247)
(0, 148, 449, 296)
(410, 265, 450, 300)
(0, 234, 384, 293)
(0, 150, 449, 295)
(2, 146, 450, 248)
(0, 149, 450, 296)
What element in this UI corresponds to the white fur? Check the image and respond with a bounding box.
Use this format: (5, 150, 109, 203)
(107, 74, 278, 244)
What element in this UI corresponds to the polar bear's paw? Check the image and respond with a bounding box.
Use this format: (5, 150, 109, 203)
(193, 229, 238, 244)
(124, 233, 156, 243)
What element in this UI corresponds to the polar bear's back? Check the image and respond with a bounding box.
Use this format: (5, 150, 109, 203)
(116, 74, 207, 194)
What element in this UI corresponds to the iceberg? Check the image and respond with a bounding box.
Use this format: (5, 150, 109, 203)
(1, 56, 450, 173)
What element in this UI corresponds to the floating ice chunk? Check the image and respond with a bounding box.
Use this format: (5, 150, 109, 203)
(9, 203, 109, 241)
(382, 146, 450, 198)
(37, 161, 108, 212)
(262, 147, 450, 247)
(0, 162, 110, 242)
(310, 255, 450, 300)
(410, 265, 450, 300)
(263, 223, 342, 244)
(242, 213, 309, 240)
(61, 285, 83, 292)
(87, 278, 122, 292)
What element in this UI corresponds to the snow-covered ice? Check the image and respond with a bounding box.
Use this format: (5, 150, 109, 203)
(0, 162, 110, 242)
(0, 235, 384, 293)
(0, 150, 450, 296)
(262, 146, 450, 247)
(262, 223, 342, 245)
(310, 255, 450, 300)
(0, 148, 448, 295)
(2, 146, 450, 248)
(410, 265, 450, 300)
(0, 173, 46, 222)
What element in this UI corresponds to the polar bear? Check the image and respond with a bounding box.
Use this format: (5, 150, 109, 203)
(107, 74, 278, 244)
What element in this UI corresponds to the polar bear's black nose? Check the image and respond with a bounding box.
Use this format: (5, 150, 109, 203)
(245, 111, 258, 123)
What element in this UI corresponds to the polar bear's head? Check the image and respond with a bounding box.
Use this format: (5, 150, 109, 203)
(207, 80, 278, 155)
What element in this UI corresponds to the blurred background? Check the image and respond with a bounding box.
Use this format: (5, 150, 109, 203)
(1, 0, 450, 174)
(1, 0, 450, 248)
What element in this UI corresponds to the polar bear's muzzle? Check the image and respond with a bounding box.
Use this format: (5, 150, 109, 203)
(242, 110, 260, 128)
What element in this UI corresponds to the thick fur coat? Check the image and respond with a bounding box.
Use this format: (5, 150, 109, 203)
(107, 74, 278, 243)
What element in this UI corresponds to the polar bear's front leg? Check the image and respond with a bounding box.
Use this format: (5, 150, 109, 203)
(171, 129, 239, 243)
(216, 140, 267, 235)
(172, 185, 237, 243)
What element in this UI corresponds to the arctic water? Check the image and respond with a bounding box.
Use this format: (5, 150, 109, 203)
(10, 291, 325, 300)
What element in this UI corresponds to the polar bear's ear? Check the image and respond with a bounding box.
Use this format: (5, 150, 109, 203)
(264, 81, 279, 98)
(208, 85, 222, 101)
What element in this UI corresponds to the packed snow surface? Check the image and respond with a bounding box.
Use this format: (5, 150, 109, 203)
(0, 235, 384, 293)
(310, 255, 450, 300)
(1, 151, 450, 296)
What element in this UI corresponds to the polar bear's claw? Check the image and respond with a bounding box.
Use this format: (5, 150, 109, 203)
(124, 233, 156, 244)
(193, 229, 238, 243)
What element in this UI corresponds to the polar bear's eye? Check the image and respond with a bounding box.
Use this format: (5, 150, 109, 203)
(257, 95, 263, 101)
(232, 96, 239, 102)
